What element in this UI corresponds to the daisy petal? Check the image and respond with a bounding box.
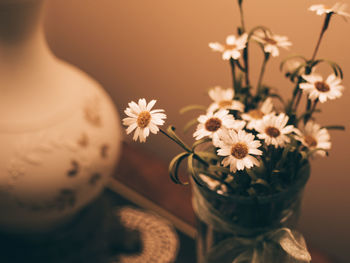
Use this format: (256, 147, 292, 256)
(147, 100, 157, 111)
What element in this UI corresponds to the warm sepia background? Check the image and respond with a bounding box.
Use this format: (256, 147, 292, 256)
(44, 0, 350, 262)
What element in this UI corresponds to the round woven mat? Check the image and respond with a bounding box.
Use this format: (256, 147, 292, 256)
(115, 207, 179, 263)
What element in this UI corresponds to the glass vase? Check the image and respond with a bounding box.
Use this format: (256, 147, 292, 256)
(191, 163, 310, 263)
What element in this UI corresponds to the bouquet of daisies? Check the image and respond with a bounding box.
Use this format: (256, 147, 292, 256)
(122, 2, 348, 262)
(123, 2, 346, 198)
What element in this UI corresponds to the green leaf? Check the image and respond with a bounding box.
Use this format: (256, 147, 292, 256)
(296, 109, 321, 124)
(322, 125, 345, 131)
(276, 140, 296, 168)
(307, 59, 323, 68)
(183, 118, 198, 133)
(300, 151, 307, 161)
(179, 104, 207, 114)
(302, 148, 329, 160)
(323, 59, 344, 79)
(254, 41, 266, 54)
(187, 153, 195, 176)
(169, 152, 190, 185)
(280, 55, 307, 72)
(234, 59, 246, 72)
(195, 151, 219, 162)
(166, 126, 192, 152)
(289, 64, 307, 81)
(247, 26, 272, 40)
(187, 154, 205, 186)
(252, 178, 270, 187)
(208, 165, 231, 174)
(246, 168, 257, 181)
(268, 93, 285, 105)
(192, 137, 212, 150)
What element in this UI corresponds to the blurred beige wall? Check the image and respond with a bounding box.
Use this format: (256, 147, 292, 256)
(44, 0, 350, 261)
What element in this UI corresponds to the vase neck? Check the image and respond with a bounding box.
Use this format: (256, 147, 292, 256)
(0, 0, 51, 67)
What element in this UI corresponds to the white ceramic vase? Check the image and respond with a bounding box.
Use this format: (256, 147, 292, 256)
(0, 0, 121, 233)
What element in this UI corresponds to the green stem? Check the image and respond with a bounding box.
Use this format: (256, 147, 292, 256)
(193, 154, 209, 167)
(289, 81, 300, 110)
(243, 46, 250, 87)
(235, 59, 246, 71)
(237, 0, 249, 87)
(311, 13, 332, 61)
(230, 58, 237, 90)
(303, 99, 312, 124)
(257, 54, 269, 94)
(305, 99, 319, 123)
(160, 128, 191, 153)
(293, 89, 302, 112)
(237, 0, 250, 86)
(159, 128, 208, 166)
(311, 30, 325, 61)
(238, 0, 246, 32)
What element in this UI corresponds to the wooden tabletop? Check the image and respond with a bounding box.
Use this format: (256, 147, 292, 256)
(113, 142, 336, 263)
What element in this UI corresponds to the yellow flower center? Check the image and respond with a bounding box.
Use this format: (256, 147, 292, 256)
(225, 44, 237, 50)
(248, 109, 264, 119)
(218, 100, 233, 108)
(137, 111, 151, 128)
(205, 117, 222, 132)
(265, 126, 280, 138)
(231, 142, 249, 159)
(264, 37, 277, 45)
(315, 81, 330, 92)
(304, 135, 317, 148)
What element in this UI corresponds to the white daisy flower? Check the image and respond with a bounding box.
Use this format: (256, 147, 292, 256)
(295, 121, 331, 157)
(207, 86, 245, 113)
(123, 98, 166, 143)
(217, 129, 262, 173)
(309, 3, 350, 18)
(193, 110, 246, 142)
(252, 31, 292, 57)
(300, 73, 344, 103)
(209, 33, 248, 60)
(241, 98, 274, 130)
(256, 113, 295, 148)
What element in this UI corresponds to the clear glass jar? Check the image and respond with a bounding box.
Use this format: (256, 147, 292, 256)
(192, 164, 310, 263)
